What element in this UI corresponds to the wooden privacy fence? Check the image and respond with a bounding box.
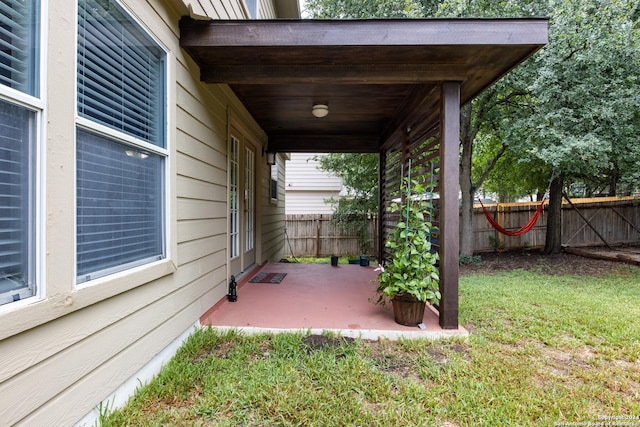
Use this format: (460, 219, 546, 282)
(475, 197, 640, 252)
(284, 197, 640, 257)
(284, 214, 379, 258)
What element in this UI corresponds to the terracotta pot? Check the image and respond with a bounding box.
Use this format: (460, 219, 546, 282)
(391, 294, 426, 326)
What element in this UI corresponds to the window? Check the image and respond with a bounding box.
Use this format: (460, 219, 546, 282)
(0, 0, 40, 96)
(270, 164, 278, 200)
(76, 0, 166, 283)
(229, 136, 239, 259)
(244, 146, 254, 251)
(0, 0, 40, 306)
(246, 0, 259, 19)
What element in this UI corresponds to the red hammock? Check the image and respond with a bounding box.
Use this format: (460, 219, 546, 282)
(478, 198, 546, 237)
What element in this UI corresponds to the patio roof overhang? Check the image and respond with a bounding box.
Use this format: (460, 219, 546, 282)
(179, 18, 548, 153)
(179, 17, 548, 329)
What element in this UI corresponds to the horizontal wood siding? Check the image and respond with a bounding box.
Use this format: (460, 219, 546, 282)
(284, 198, 640, 257)
(285, 153, 343, 214)
(260, 0, 277, 18)
(0, 0, 279, 425)
(285, 153, 342, 191)
(261, 154, 287, 262)
(286, 192, 339, 215)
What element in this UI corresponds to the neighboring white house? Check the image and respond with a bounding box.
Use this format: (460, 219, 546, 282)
(285, 153, 346, 214)
(0, 0, 297, 425)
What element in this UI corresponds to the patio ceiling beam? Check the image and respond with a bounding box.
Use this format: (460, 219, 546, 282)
(200, 64, 468, 85)
(268, 134, 379, 153)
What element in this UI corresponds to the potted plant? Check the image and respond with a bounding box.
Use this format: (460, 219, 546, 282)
(373, 178, 441, 326)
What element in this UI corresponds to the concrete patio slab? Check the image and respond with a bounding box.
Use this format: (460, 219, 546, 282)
(200, 262, 468, 340)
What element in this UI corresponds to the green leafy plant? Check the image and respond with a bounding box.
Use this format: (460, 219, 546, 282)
(459, 254, 482, 266)
(374, 178, 440, 306)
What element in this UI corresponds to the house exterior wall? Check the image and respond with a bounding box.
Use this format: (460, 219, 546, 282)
(260, 154, 287, 262)
(285, 153, 343, 214)
(0, 0, 293, 425)
(260, 0, 278, 18)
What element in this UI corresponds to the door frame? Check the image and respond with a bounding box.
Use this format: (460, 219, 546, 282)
(227, 113, 264, 278)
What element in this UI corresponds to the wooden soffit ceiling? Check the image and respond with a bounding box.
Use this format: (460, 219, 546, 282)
(179, 18, 548, 153)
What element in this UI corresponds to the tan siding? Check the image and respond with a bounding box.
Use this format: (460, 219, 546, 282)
(177, 175, 226, 202)
(177, 152, 227, 187)
(177, 218, 226, 243)
(178, 234, 227, 265)
(260, 0, 277, 18)
(261, 154, 287, 261)
(182, 0, 235, 18)
(0, 0, 284, 425)
(20, 269, 225, 426)
(177, 199, 227, 221)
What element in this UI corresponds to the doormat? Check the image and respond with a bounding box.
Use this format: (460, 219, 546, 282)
(249, 272, 287, 284)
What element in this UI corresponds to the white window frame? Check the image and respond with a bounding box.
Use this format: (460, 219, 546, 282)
(229, 135, 240, 259)
(270, 163, 279, 202)
(74, 0, 170, 287)
(245, 0, 259, 19)
(0, 0, 46, 310)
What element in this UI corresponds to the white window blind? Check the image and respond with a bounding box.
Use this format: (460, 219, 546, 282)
(0, 0, 39, 306)
(76, 0, 166, 282)
(76, 129, 164, 282)
(0, 0, 40, 96)
(0, 100, 35, 304)
(77, 0, 164, 147)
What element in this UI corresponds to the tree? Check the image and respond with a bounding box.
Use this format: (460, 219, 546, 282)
(438, 0, 550, 256)
(515, 0, 640, 253)
(305, 0, 439, 18)
(314, 153, 379, 254)
(444, 0, 640, 254)
(307, 0, 640, 257)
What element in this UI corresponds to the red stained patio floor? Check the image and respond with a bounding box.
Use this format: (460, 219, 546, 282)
(200, 262, 468, 340)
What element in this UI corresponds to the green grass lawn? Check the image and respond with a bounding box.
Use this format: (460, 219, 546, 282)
(100, 266, 640, 426)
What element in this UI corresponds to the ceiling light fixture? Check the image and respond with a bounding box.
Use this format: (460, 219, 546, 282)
(312, 104, 329, 118)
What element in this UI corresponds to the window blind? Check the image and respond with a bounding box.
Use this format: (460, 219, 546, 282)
(0, 0, 39, 96)
(0, 100, 34, 302)
(76, 129, 163, 282)
(77, 0, 164, 147)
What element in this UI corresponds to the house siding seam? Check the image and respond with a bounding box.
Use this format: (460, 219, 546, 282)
(0, 0, 291, 425)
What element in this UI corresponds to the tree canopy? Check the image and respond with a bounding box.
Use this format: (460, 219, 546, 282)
(306, 0, 640, 255)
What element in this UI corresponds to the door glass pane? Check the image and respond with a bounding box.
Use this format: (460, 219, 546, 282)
(245, 146, 254, 251)
(229, 136, 239, 258)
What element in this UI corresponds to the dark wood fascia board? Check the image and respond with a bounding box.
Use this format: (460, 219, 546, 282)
(269, 134, 380, 153)
(200, 64, 468, 85)
(179, 18, 549, 48)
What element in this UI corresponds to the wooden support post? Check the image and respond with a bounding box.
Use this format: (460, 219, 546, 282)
(378, 152, 386, 263)
(315, 218, 320, 258)
(439, 82, 460, 329)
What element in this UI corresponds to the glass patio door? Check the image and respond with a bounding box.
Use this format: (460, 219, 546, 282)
(229, 129, 256, 277)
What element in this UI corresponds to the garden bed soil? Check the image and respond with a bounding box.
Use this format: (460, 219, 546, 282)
(459, 248, 638, 277)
